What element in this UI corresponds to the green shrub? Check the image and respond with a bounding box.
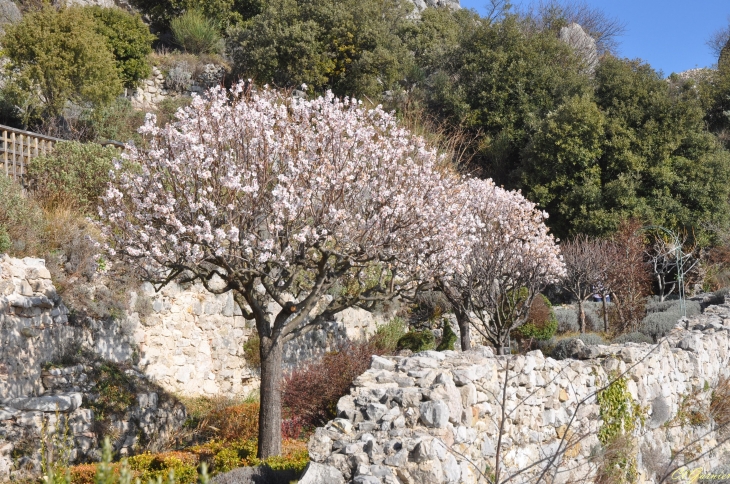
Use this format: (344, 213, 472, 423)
(128, 451, 199, 484)
(436, 319, 457, 351)
(515, 294, 558, 342)
(396, 330, 436, 352)
(369, 317, 407, 353)
(0, 173, 44, 256)
(170, 9, 221, 55)
(0, 225, 10, 253)
(86, 6, 156, 87)
(156, 96, 193, 127)
(26, 141, 118, 212)
(242, 332, 261, 368)
(2, 5, 123, 121)
(129, 0, 260, 32)
(82, 98, 146, 145)
(212, 447, 241, 473)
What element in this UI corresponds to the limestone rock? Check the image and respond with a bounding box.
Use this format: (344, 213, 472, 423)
(419, 400, 449, 428)
(298, 462, 345, 484)
(559, 23, 598, 74)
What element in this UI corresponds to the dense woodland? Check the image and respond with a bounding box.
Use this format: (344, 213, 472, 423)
(2, 0, 730, 244)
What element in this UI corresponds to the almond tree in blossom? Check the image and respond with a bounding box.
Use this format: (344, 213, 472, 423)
(438, 178, 565, 353)
(98, 83, 474, 458)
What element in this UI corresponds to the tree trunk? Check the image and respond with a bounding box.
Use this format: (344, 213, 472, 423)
(455, 310, 471, 351)
(602, 296, 608, 332)
(658, 274, 665, 302)
(496, 330, 509, 355)
(258, 334, 283, 459)
(578, 299, 586, 333)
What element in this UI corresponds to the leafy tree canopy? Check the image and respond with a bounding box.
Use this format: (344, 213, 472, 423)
(226, 0, 414, 99)
(86, 6, 157, 88)
(425, 15, 592, 187)
(523, 57, 730, 242)
(129, 0, 263, 31)
(2, 5, 123, 122)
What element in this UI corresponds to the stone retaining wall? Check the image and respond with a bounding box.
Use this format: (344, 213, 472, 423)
(304, 302, 730, 484)
(1, 255, 386, 400)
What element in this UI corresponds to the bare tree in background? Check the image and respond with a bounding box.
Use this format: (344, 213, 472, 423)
(560, 235, 609, 333)
(644, 232, 700, 302)
(518, 0, 626, 55)
(485, 0, 512, 22)
(707, 16, 730, 60)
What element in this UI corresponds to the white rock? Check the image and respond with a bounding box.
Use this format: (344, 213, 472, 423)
(298, 462, 345, 484)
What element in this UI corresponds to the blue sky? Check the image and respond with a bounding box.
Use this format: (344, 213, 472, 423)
(459, 0, 730, 76)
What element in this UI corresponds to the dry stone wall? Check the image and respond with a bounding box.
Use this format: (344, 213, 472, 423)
(0, 256, 185, 481)
(1, 255, 386, 400)
(135, 279, 385, 397)
(124, 64, 227, 111)
(303, 302, 730, 484)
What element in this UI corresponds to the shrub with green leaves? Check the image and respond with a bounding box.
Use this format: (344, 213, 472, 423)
(170, 9, 221, 55)
(0, 173, 44, 256)
(129, 0, 262, 31)
(514, 294, 558, 342)
(2, 5, 123, 122)
(26, 141, 118, 212)
(86, 7, 156, 88)
(369, 317, 407, 353)
(226, 0, 412, 98)
(436, 320, 457, 351)
(82, 98, 146, 145)
(396, 330, 436, 352)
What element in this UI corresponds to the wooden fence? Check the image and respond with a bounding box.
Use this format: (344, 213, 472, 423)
(0, 124, 62, 183)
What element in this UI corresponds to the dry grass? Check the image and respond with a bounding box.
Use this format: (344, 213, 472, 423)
(711, 376, 730, 430)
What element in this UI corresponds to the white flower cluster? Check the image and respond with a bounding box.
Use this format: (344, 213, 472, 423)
(99, 82, 564, 300)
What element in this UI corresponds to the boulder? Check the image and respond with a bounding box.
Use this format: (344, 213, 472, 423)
(419, 400, 449, 428)
(212, 466, 299, 484)
(298, 462, 345, 484)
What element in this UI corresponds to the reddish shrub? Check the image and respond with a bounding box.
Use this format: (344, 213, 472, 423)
(282, 342, 377, 429)
(606, 219, 652, 333)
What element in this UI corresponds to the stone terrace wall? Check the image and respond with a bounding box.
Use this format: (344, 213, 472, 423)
(0, 255, 139, 400)
(304, 303, 730, 484)
(0, 254, 386, 400)
(136, 279, 385, 397)
(0, 256, 185, 481)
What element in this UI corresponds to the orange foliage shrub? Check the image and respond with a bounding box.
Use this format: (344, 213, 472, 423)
(200, 402, 260, 441)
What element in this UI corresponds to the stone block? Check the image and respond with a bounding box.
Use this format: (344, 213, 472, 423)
(419, 400, 449, 428)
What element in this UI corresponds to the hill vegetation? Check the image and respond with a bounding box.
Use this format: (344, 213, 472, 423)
(4, 0, 730, 479)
